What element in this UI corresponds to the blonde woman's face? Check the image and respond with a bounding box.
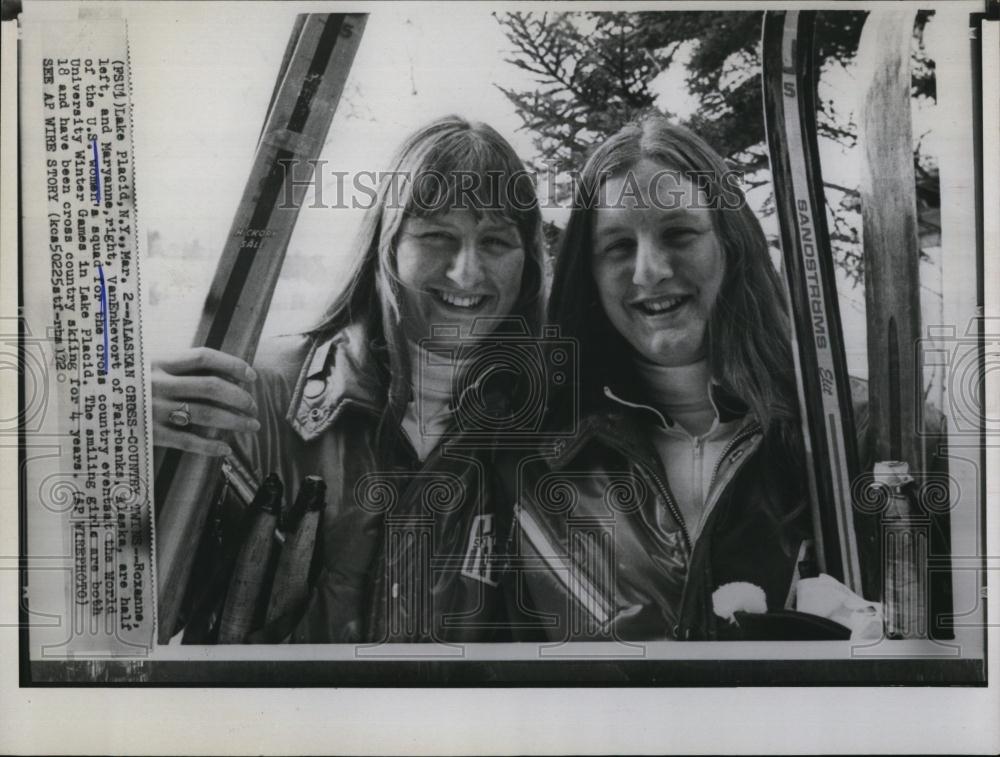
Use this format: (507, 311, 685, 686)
(591, 159, 725, 367)
(395, 209, 526, 343)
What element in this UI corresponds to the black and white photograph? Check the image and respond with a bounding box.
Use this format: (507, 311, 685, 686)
(3, 0, 998, 753)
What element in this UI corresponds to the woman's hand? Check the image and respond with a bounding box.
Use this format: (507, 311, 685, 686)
(152, 347, 261, 457)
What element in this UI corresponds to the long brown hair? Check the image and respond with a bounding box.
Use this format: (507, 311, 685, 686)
(308, 115, 545, 453)
(550, 116, 806, 545)
(550, 116, 798, 439)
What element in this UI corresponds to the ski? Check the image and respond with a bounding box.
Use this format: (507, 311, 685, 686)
(856, 9, 952, 640)
(761, 10, 866, 597)
(857, 9, 924, 483)
(153, 13, 366, 641)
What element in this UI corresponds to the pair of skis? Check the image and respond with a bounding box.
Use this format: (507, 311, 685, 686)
(762, 10, 938, 636)
(153, 14, 366, 641)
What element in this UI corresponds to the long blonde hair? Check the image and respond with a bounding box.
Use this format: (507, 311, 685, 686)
(549, 115, 798, 437)
(309, 115, 545, 452)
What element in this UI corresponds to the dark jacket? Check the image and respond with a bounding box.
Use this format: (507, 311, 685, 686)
(506, 381, 813, 642)
(506, 370, 953, 642)
(229, 323, 511, 643)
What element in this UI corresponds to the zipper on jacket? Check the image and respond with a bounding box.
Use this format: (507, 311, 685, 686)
(600, 385, 764, 637)
(652, 423, 760, 558)
(602, 385, 691, 550)
(602, 433, 697, 638)
(646, 464, 691, 552)
(688, 420, 762, 544)
(706, 421, 761, 495)
(692, 435, 705, 508)
(593, 416, 692, 551)
(673, 419, 762, 639)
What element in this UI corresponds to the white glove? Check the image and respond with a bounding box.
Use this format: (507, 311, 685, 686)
(796, 573, 883, 639)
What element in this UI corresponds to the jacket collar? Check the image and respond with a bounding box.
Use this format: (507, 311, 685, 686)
(287, 322, 382, 442)
(545, 379, 752, 471)
(602, 378, 749, 428)
(286, 322, 518, 444)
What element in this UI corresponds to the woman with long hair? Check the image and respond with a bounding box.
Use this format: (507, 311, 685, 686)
(152, 115, 545, 643)
(510, 115, 818, 641)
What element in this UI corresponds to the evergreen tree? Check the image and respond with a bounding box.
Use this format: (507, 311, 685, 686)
(494, 10, 937, 279)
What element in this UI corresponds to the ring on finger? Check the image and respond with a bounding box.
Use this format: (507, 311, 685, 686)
(168, 402, 193, 428)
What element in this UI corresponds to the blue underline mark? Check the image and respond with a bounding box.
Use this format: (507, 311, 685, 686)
(91, 137, 101, 204)
(97, 264, 109, 375)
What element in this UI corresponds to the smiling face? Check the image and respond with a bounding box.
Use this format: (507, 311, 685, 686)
(395, 209, 526, 343)
(591, 159, 725, 367)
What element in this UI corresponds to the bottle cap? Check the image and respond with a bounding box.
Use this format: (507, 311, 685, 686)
(873, 460, 914, 490)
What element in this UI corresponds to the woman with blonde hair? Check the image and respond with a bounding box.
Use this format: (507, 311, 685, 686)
(511, 115, 819, 641)
(153, 115, 544, 643)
